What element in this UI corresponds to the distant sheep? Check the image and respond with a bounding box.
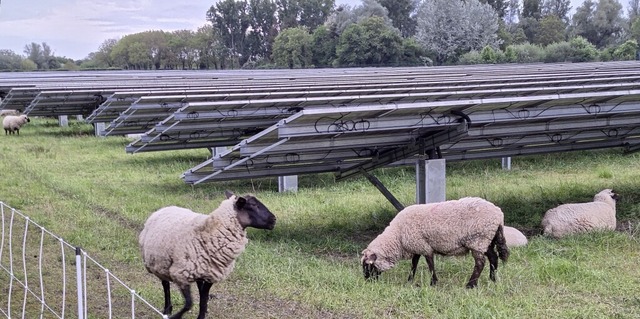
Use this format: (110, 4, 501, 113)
(3, 114, 30, 135)
(361, 197, 509, 288)
(139, 191, 276, 319)
(0, 109, 21, 117)
(541, 189, 618, 238)
(503, 226, 528, 247)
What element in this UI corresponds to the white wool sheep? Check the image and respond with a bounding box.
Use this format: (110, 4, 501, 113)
(541, 189, 618, 239)
(3, 114, 30, 135)
(139, 191, 276, 319)
(0, 109, 20, 117)
(361, 197, 509, 288)
(503, 226, 528, 247)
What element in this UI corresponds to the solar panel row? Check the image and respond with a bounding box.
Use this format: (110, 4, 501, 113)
(1, 61, 639, 185)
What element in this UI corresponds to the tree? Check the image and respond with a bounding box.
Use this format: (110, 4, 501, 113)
(167, 30, 197, 69)
(522, 0, 542, 19)
(400, 38, 425, 66)
(542, 0, 572, 23)
(479, 0, 508, 18)
(325, 0, 393, 36)
(0, 50, 24, 70)
(93, 39, 118, 68)
(504, 0, 520, 26)
(537, 15, 566, 45)
(207, 0, 250, 68)
(246, 0, 278, 65)
(629, 0, 640, 22)
(194, 24, 225, 69)
(299, 0, 335, 30)
(311, 25, 338, 67)
(335, 16, 404, 66)
(415, 0, 500, 64)
(592, 0, 624, 47)
(613, 39, 638, 59)
(572, 0, 598, 44)
(572, 0, 623, 48)
(23, 42, 44, 69)
(272, 27, 313, 68)
(376, 0, 418, 37)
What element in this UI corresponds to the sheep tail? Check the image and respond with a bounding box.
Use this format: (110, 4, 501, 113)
(493, 224, 509, 264)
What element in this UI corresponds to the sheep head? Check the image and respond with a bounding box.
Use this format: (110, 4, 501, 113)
(594, 189, 619, 203)
(225, 191, 276, 230)
(361, 249, 380, 281)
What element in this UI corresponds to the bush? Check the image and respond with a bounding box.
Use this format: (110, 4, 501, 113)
(481, 46, 497, 63)
(458, 50, 484, 65)
(505, 43, 545, 63)
(613, 40, 638, 61)
(569, 36, 598, 62)
(544, 41, 573, 63)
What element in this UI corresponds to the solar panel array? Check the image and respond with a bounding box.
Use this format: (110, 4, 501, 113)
(2, 62, 639, 185)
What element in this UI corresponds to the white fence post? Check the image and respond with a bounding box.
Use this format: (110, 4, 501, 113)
(76, 247, 84, 319)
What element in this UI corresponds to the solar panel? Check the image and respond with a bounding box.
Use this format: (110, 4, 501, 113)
(181, 88, 640, 184)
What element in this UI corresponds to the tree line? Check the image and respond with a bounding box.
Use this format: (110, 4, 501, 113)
(1, 0, 640, 71)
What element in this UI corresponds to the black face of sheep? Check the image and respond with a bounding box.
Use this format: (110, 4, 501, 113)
(361, 252, 380, 280)
(226, 191, 276, 230)
(610, 190, 619, 201)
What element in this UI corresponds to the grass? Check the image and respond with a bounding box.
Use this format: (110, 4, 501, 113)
(1, 117, 639, 319)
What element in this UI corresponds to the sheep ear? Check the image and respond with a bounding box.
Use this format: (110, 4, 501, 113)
(235, 196, 247, 209)
(224, 190, 234, 199)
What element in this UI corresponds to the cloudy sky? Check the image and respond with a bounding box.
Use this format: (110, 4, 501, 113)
(0, 0, 621, 60)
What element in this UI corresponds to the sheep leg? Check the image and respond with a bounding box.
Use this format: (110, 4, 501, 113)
(425, 254, 438, 286)
(407, 254, 421, 282)
(484, 247, 499, 282)
(466, 250, 486, 289)
(170, 285, 193, 319)
(161, 280, 173, 315)
(196, 280, 213, 319)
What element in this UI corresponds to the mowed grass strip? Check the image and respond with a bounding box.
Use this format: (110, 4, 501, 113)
(0, 118, 639, 318)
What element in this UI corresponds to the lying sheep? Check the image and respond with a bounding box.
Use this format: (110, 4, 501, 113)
(0, 109, 20, 117)
(541, 189, 618, 238)
(3, 114, 30, 135)
(139, 191, 276, 319)
(361, 197, 509, 288)
(503, 226, 528, 247)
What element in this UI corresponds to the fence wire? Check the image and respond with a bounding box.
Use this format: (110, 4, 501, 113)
(0, 201, 166, 319)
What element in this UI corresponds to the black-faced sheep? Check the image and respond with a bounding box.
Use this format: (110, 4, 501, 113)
(139, 191, 276, 319)
(541, 189, 618, 238)
(3, 114, 30, 135)
(361, 197, 509, 288)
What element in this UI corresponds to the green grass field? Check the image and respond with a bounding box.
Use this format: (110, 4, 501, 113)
(1, 118, 639, 319)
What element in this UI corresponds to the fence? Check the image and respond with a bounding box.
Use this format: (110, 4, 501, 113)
(0, 201, 166, 319)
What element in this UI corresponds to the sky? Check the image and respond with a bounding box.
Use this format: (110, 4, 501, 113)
(0, 0, 624, 61)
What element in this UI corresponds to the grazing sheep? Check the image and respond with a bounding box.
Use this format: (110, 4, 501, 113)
(0, 109, 20, 117)
(3, 114, 30, 135)
(361, 197, 509, 288)
(139, 191, 276, 319)
(541, 189, 618, 239)
(503, 226, 528, 247)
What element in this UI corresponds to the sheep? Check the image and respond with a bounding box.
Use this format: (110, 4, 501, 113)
(503, 226, 528, 247)
(3, 114, 30, 135)
(541, 189, 618, 239)
(361, 197, 509, 288)
(0, 109, 21, 117)
(139, 191, 276, 319)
